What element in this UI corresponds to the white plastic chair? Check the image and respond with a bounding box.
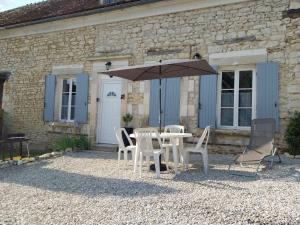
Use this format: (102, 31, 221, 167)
(115, 128, 136, 169)
(183, 126, 210, 174)
(134, 128, 163, 178)
(162, 125, 184, 170)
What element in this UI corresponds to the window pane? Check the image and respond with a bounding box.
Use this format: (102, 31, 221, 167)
(72, 80, 77, 93)
(70, 106, 75, 120)
(222, 71, 235, 89)
(221, 108, 234, 126)
(61, 106, 68, 120)
(221, 90, 234, 107)
(62, 80, 70, 92)
(239, 90, 252, 107)
(239, 108, 252, 126)
(71, 93, 76, 105)
(62, 93, 69, 105)
(239, 71, 252, 88)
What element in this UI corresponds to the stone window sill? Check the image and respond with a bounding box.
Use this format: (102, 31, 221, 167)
(214, 129, 251, 137)
(46, 122, 81, 134)
(48, 122, 76, 128)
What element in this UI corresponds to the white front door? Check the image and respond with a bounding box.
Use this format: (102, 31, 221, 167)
(97, 80, 122, 144)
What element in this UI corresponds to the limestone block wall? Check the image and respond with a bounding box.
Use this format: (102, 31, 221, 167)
(0, 0, 298, 150)
(94, 0, 296, 148)
(0, 27, 97, 148)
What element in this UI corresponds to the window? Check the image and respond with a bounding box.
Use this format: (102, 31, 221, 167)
(218, 68, 255, 129)
(60, 79, 77, 121)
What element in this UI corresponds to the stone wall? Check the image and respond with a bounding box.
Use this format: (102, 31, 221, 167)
(94, 0, 296, 148)
(0, 27, 97, 148)
(0, 0, 299, 151)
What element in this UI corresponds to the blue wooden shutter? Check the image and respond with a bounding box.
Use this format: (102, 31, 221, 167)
(164, 77, 180, 125)
(43, 74, 56, 122)
(256, 62, 279, 129)
(198, 65, 218, 128)
(75, 73, 89, 124)
(149, 79, 160, 126)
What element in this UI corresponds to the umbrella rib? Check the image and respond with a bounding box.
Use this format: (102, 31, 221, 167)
(132, 66, 158, 81)
(162, 64, 217, 75)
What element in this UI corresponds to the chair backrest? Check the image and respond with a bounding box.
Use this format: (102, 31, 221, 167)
(249, 118, 276, 153)
(115, 128, 133, 149)
(164, 125, 184, 133)
(249, 118, 275, 147)
(163, 125, 184, 144)
(134, 128, 162, 153)
(195, 126, 210, 150)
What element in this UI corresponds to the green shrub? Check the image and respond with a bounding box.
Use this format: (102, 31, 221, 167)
(53, 135, 90, 151)
(284, 111, 300, 157)
(53, 136, 75, 151)
(74, 135, 90, 150)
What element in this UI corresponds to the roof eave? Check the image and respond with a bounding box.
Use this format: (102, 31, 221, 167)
(0, 0, 164, 29)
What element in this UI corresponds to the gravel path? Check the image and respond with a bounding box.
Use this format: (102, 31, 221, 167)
(0, 151, 299, 225)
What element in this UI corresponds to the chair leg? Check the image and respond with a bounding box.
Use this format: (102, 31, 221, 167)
(183, 151, 189, 170)
(202, 150, 208, 175)
(124, 150, 128, 167)
(134, 148, 139, 174)
(26, 143, 30, 158)
(165, 147, 169, 162)
(165, 147, 170, 171)
(124, 150, 128, 161)
(277, 152, 282, 163)
(139, 152, 143, 178)
(131, 150, 135, 164)
(179, 139, 184, 164)
(117, 149, 121, 170)
(153, 153, 161, 178)
(146, 156, 150, 171)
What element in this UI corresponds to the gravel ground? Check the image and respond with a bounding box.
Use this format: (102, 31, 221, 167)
(0, 151, 299, 225)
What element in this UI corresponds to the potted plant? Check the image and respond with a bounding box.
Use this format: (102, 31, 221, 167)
(284, 111, 300, 158)
(122, 113, 134, 146)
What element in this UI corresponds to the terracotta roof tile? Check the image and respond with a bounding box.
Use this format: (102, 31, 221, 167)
(0, 0, 147, 28)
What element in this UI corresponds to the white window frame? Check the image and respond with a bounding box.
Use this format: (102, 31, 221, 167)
(59, 78, 76, 122)
(217, 65, 257, 130)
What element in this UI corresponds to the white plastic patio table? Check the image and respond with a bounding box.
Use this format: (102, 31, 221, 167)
(130, 132, 192, 174)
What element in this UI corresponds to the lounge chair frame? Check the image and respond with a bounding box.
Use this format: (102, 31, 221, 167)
(229, 118, 281, 176)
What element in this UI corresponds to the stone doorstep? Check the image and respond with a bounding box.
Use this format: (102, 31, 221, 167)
(91, 144, 118, 152)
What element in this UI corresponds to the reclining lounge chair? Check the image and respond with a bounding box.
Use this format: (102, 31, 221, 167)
(229, 118, 281, 176)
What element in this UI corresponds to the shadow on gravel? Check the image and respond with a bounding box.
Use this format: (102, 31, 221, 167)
(66, 151, 119, 160)
(0, 161, 177, 198)
(173, 156, 300, 186)
(173, 167, 258, 185)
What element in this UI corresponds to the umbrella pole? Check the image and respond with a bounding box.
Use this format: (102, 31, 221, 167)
(159, 77, 162, 133)
(150, 62, 167, 172)
(159, 64, 162, 133)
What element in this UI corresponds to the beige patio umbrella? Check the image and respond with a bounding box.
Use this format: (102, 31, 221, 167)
(102, 59, 218, 172)
(102, 59, 218, 131)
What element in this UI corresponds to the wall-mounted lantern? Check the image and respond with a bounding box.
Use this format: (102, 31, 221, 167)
(193, 53, 202, 60)
(105, 61, 112, 70)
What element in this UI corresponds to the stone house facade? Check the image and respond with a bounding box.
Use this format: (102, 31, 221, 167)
(0, 0, 299, 152)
